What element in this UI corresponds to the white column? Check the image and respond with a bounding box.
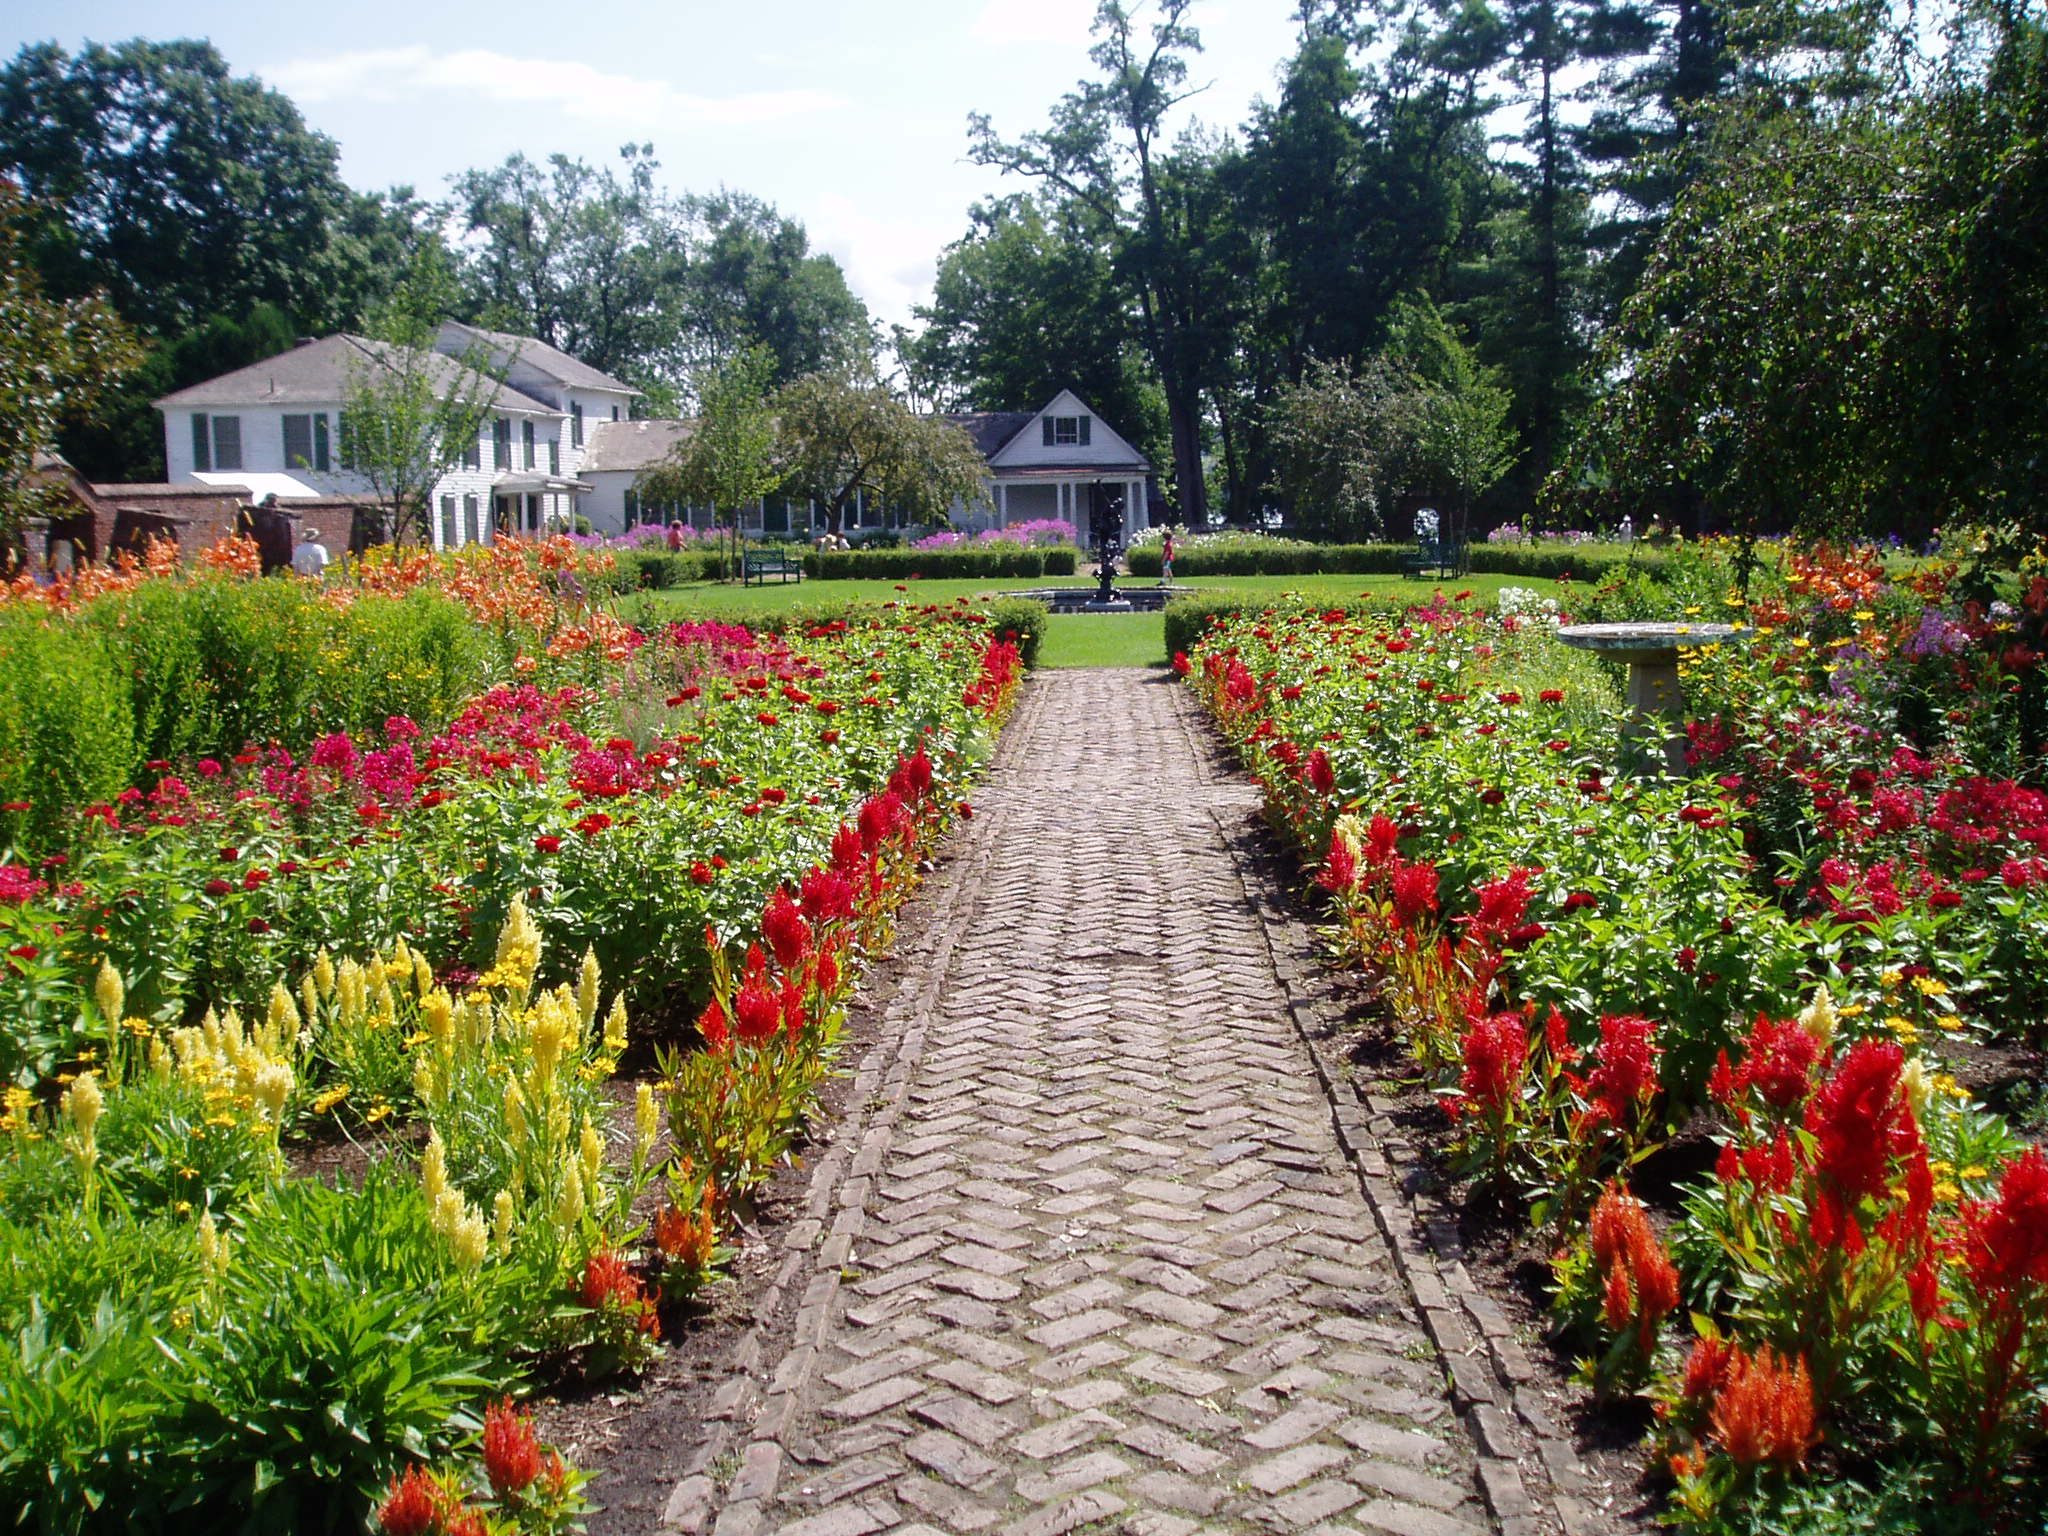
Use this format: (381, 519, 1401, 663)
(997, 481, 1007, 529)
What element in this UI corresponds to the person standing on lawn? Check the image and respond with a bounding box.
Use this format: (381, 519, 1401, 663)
(1160, 530, 1175, 586)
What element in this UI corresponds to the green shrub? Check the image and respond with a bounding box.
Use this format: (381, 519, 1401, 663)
(1128, 542, 1427, 577)
(1467, 543, 1662, 583)
(0, 616, 133, 848)
(806, 546, 1065, 581)
(982, 599, 1046, 670)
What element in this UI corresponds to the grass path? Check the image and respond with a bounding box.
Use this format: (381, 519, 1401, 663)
(632, 572, 1570, 669)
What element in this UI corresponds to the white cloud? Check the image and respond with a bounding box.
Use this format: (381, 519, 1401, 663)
(265, 46, 840, 128)
(811, 193, 963, 332)
(968, 0, 1100, 48)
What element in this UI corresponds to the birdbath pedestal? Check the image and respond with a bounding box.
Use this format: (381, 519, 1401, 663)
(1552, 621, 1750, 775)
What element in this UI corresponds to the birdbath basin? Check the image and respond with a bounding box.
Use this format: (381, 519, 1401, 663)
(1553, 622, 1750, 774)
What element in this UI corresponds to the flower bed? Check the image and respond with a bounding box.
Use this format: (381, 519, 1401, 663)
(0, 539, 1029, 1530)
(1181, 552, 2048, 1530)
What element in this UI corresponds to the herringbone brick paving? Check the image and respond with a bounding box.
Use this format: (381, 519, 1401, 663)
(709, 669, 1494, 1536)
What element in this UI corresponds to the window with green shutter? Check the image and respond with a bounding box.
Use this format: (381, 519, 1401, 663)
(191, 414, 211, 472)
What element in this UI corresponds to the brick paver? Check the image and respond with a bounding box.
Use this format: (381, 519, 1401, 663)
(686, 670, 1497, 1536)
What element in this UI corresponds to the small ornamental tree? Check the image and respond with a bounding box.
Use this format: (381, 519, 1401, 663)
(777, 369, 987, 536)
(340, 243, 503, 548)
(637, 345, 781, 581)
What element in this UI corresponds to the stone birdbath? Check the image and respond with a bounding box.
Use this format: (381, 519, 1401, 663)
(1552, 621, 1750, 775)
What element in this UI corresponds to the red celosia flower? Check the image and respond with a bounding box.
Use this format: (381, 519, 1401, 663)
(1960, 1145, 2048, 1299)
(580, 1250, 660, 1337)
(1460, 1012, 1527, 1113)
(801, 866, 856, 924)
(762, 889, 812, 970)
(829, 823, 865, 874)
(1468, 867, 1534, 938)
(482, 1398, 544, 1498)
(697, 998, 729, 1053)
(1805, 1039, 1913, 1206)
(1390, 861, 1440, 927)
(1305, 748, 1336, 796)
(1709, 1346, 1818, 1467)
(1585, 1014, 1660, 1127)
(1363, 814, 1401, 867)
(1736, 1013, 1825, 1110)
(812, 947, 840, 995)
(378, 1464, 448, 1536)
(1316, 829, 1357, 893)
(734, 976, 781, 1044)
(858, 793, 908, 853)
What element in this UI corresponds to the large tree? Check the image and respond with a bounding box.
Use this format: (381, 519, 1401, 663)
(0, 39, 358, 334)
(452, 153, 870, 409)
(0, 182, 141, 543)
(969, 0, 1220, 525)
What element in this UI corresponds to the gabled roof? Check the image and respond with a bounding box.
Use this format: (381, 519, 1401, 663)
(152, 335, 563, 416)
(579, 418, 693, 474)
(440, 320, 640, 397)
(941, 410, 1037, 459)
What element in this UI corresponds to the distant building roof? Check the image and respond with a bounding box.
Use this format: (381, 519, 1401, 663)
(942, 411, 1037, 458)
(579, 418, 693, 475)
(440, 320, 640, 398)
(152, 334, 561, 416)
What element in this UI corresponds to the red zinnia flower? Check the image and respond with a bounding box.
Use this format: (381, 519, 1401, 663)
(534, 835, 563, 854)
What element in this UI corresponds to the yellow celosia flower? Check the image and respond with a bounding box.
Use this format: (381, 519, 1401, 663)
(94, 960, 124, 1025)
(1798, 984, 1837, 1048)
(580, 1123, 605, 1194)
(63, 1072, 103, 1141)
(635, 1083, 658, 1159)
(313, 949, 336, 999)
(577, 948, 601, 1034)
(492, 1190, 517, 1259)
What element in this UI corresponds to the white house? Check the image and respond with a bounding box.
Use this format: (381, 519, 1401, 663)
(159, 334, 1152, 550)
(153, 326, 639, 549)
(943, 390, 1152, 546)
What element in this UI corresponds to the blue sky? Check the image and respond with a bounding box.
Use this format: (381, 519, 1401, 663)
(0, 0, 1310, 331)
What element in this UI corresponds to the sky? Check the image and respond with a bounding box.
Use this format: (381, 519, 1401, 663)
(0, 0, 1313, 333)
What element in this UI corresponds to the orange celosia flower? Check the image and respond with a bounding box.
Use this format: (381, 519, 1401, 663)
(1590, 1182, 1681, 1350)
(1709, 1346, 1818, 1467)
(481, 1397, 544, 1498)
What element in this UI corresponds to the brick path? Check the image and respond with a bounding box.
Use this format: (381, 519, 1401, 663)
(670, 670, 1512, 1536)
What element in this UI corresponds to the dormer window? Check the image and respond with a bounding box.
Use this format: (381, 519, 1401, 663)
(1042, 414, 1092, 447)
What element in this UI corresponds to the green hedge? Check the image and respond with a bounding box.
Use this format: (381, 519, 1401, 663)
(1128, 543, 1415, 577)
(803, 546, 1078, 581)
(1466, 544, 1666, 582)
(738, 594, 1046, 671)
(608, 548, 728, 589)
(1163, 590, 1414, 660)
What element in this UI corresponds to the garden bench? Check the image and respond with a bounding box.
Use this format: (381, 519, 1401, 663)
(1404, 537, 1467, 580)
(742, 552, 804, 585)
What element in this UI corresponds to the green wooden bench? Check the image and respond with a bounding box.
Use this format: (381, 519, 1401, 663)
(1404, 537, 1468, 580)
(742, 552, 804, 586)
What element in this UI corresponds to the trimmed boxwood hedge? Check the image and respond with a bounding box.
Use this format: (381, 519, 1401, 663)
(1466, 544, 1666, 582)
(802, 546, 1078, 581)
(1162, 590, 1412, 660)
(1126, 542, 1414, 577)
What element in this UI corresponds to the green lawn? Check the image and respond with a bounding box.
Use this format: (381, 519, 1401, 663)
(629, 571, 1569, 669)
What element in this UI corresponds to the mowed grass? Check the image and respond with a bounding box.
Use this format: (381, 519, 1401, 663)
(630, 571, 1570, 669)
